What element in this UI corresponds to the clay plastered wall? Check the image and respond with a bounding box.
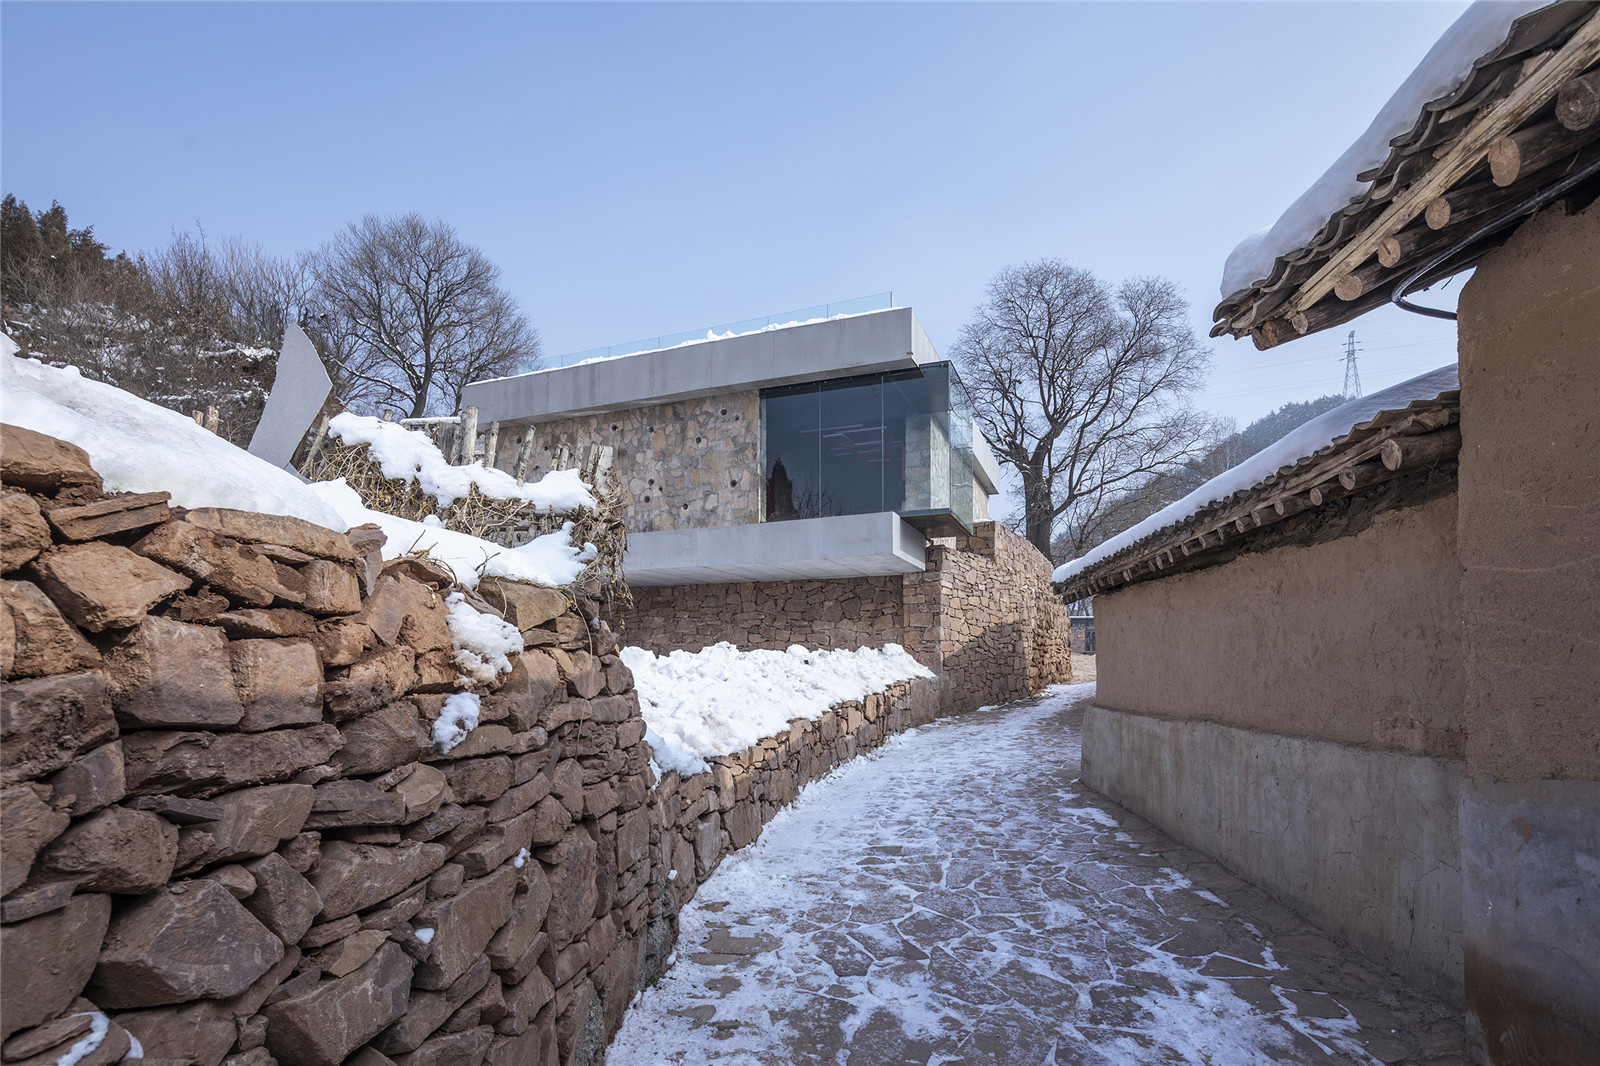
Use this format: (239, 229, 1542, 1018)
(905, 521, 1072, 712)
(493, 392, 762, 534)
(1096, 494, 1464, 756)
(1457, 197, 1600, 783)
(0, 427, 656, 1066)
(613, 521, 1071, 715)
(615, 575, 904, 654)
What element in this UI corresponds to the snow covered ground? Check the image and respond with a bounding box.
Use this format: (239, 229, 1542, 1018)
(610, 684, 1465, 1065)
(623, 642, 935, 776)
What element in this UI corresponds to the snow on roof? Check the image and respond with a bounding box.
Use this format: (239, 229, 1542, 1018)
(327, 412, 597, 511)
(1, 335, 592, 589)
(622, 642, 935, 776)
(1220, 0, 1554, 298)
(1052, 363, 1460, 585)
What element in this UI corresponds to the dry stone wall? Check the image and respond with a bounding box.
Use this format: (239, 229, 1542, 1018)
(491, 393, 762, 534)
(0, 425, 650, 1066)
(0, 425, 953, 1066)
(613, 521, 1071, 714)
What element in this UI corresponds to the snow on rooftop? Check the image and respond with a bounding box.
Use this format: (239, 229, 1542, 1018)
(1220, 0, 1554, 298)
(328, 412, 596, 511)
(622, 642, 936, 776)
(1, 333, 592, 590)
(1052, 364, 1459, 585)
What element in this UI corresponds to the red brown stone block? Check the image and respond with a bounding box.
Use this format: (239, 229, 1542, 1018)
(132, 521, 296, 609)
(1, 668, 116, 788)
(121, 724, 343, 798)
(38, 806, 179, 893)
(1, 579, 100, 679)
(0, 893, 112, 1039)
(0, 784, 69, 895)
(1, 491, 52, 573)
(26, 543, 189, 632)
(103, 615, 244, 730)
(262, 940, 414, 1066)
(182, 507, 358, 563)
(89, 879, 283, 1008)
(0, 425, 102, 497)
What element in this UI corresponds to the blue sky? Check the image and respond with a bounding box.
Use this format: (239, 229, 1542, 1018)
(2, 1, 1465, 430)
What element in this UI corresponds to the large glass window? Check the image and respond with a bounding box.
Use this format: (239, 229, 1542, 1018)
(761, 362, 976, 533)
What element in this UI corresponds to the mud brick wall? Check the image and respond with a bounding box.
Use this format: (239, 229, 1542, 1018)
(642, 678, 938, 942)
(491, 392, 763, 534)
(613, 521, 1071, 714)
(0, 425, 654, 1066)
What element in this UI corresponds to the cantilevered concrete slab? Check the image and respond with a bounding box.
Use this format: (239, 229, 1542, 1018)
(463, 307, 939, 428)
(623, 512, 926, 586)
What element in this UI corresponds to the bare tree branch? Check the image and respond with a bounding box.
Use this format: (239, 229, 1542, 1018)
(951, 260, 1214, 560)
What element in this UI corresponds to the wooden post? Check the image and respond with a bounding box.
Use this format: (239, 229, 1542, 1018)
(302, 412, 333, 472)
(457, 406, 479, 465)
(514, 431, 537, 481)
(484, 421, 501, 470)
(1557, 67, 1600, 130)
(1380, 425, 1463, 471)
(205, 406, 219, 434)
(193, 410, 204, 426)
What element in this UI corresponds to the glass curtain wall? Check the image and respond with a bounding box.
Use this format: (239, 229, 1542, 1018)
(762, 362, 976, 531)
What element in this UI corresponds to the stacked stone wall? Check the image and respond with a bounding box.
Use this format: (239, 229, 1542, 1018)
(906, 522, 1073, 712)
(0, 425, 952, 1066)
(617, 575, 904, 653)
(0, 426, 652, 1066)
(643, 678, 938, 935)
(611, 521, 1071, 714)
(491, 393, 763, 534)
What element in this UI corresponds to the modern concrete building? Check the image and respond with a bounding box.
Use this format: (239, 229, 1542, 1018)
(462, 303, 1071, 712)
(462, 305, 1003, 585)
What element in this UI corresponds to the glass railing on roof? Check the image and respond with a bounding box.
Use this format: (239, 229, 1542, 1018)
(521, 292, 894, 373)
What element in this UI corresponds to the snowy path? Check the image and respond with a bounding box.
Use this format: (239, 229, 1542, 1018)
(610, 683, 1467, 1066)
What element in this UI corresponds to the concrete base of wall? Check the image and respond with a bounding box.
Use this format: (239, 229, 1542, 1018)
(1082, 703, 1466, 1005)
(1460, 777, 1600, 1065)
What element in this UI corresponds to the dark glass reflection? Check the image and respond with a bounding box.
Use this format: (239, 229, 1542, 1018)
(762, 362, 975, 531)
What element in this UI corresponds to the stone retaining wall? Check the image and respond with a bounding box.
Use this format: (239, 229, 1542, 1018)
(615, 521, 1071, 714)
(643, 677, 938, 934)
(0, 425, 950, 1066)
(1, 426, 650, 1066)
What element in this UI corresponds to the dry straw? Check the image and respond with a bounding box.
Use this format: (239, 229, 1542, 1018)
(305, 438, 631, 605)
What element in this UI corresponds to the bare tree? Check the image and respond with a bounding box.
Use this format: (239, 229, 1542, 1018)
(951, 260, 1215, 560)
(312, 214, 539, 418)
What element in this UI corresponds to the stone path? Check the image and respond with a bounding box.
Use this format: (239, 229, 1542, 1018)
(609, 683, 1468, 1065)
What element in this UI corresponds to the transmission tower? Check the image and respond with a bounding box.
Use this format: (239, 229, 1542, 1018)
(1343, 330, 1363, 399)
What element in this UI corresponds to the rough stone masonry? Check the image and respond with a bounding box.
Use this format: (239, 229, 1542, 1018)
(0, 424, 944, 1066)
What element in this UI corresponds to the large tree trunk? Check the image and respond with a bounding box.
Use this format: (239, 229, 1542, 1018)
(1021, 468, 1054, 558)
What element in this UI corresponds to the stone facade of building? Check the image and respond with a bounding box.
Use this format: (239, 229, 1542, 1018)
(491, 392, 763, 534)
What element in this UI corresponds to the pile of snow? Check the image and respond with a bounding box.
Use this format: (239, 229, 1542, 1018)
(432, 692, 482, 754)
(1, 337, 593, 592)
(444, 591, 524, 685)
(327, 413, 596, 511)
(623, 642, 936, 776)
(1054, 364, 1458, 584)
(306, 479, 591, 590)
(1, 336, 349, 530)
(1221, 0, 1553, 297)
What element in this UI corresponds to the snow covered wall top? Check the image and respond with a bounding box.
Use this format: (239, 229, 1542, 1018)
(1219, 0, 1554, 298)
(1053, 364, 1460, 585)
